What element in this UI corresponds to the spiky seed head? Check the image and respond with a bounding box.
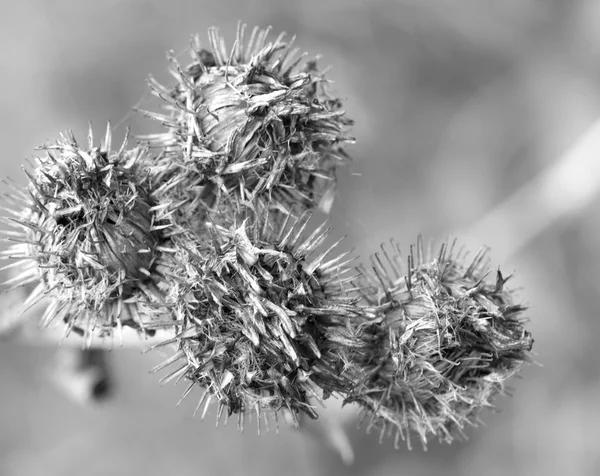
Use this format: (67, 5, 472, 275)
(346, 237, 534, 450)
(151, 212, 368, 429)
(0, 125, 169, 341)
(140, 23, 354, 222)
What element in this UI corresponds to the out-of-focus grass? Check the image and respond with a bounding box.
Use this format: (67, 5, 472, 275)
(2, 1, 600, 475)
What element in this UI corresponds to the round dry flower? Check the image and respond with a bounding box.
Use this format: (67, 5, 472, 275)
(150, 211, 368, 429)
(0, 125, 170, 343)
(346, 237, 534, 449)
(139, 23, 354, 221)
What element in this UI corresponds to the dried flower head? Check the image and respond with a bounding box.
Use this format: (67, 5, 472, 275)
(139, 23, 354, 221)
(1, 125, 169, 342)
(345, 237, 533, 449)
(150, 212, 368, 429)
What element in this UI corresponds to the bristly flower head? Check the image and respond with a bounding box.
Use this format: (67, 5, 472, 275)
(139, 23, 354, 221)
(1, 125, 169, 343)
(345, 237, 534, 450)
(150, 211, 368, 430)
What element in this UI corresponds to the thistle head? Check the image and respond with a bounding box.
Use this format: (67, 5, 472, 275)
(346, 237, 533, 449)
(140, 23, 354, 220)
(1, 125, 168, 341)
(151, 212, 367, 429)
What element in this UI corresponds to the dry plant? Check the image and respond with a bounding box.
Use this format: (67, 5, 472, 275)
(0, 23, 533, 460)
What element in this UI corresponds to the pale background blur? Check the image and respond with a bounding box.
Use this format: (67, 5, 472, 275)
(1, 1, 600, 475)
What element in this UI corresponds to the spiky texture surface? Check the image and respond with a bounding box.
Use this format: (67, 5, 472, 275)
(150, 213, 369, 428)
(0, 126, 169, 342)
(0, 23, 535, 452)
(344, 237, 534, 449)
(139, 24, 353, 224)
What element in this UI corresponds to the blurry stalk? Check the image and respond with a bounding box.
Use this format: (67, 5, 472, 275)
(460, 118, 600, 258)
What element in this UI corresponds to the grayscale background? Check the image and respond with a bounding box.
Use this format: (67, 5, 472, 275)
(1, 1, 598, 475)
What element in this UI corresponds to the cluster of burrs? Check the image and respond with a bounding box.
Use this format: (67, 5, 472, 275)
(0, 23, 533, 449)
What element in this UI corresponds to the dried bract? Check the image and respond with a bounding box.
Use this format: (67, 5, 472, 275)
(346, 237, 533, 449)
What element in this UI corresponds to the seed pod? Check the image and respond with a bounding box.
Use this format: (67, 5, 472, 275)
(345, 237, 534, 449)
(150, 212, 368, 429)
(0, 125, 169, 342)
(140, 23, 354, 223)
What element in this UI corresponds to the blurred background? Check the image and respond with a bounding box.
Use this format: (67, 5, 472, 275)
(1, 0, 599, 475)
